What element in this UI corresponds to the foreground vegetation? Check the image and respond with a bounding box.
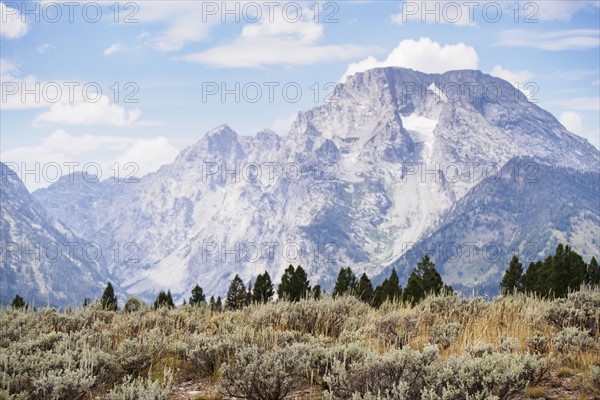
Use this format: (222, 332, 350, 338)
(2, 287, 600, 399)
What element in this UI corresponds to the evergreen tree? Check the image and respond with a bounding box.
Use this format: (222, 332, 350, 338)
(215, 296, 222, 311)
(372, 269, 402, 307)
(154, 290, 175, 309)
(521, 260, 546, 295)
(312, 284, 322, 300)
(277, 265, 311, 302)
(101, 282, 118, 311)
(252, 271, 274, 304)
(153, 291, 166, 309)
(277, 265, 295, 301)
(332, 267, 357, 298)
(355, 273, 374, 303)
(520, 244, 587, 298)
(10, 294, 26, 310)
(403, 271, 424, 305)
(209, 295, 216, 310)
(500, 255, 523, 294)
(225, 275, 247, 310)
(293, 266, 311, 300)
(549, 244, 587, 297)
(189, 284, 206, 306)
(82, 298, 91, 308)
(443, 283, 454, 294)
(372, 285, 383, 307)
(588, 256, 600, 285)
(404, 256, 444, 304)
(419, 255, 444, 295)
(383, 268, 402, 302)
(386, 269, 402, 301)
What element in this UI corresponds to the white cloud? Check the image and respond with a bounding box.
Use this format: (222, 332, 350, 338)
(271, 112, 298, 135)
(0, 58, 17, 77)
(181, 8, 372, 68)
(559, 111, 583, 134)
(390, 1, 598, 25)
(133, 1, 338, 53)
(557, 111, 599, 149)
(490, 65, 535, 97)
(535, 0, 599, 21)
(103, 42, 126, 56)
(391, 0, 477, 26)
(36, 43, 54, 54)
(341, 38, 478, 81)
(1, 130, 180, 191)
(496, 29, 600, 51)
(550, 69, 599, 82)
(1, 60, 158, 126)
(112, 137, 179, 174)
(0, 2, 28, 39)
(35, 0, 218, 51)
(103, 41, 146, 56)
(0, 58, 50, 110)
(183, 42, 370, 68)
(132, 2, 221, 52)
(559, 97, 600, 111)
(490, 65, 533, 85)
(33, 95, 158, 127)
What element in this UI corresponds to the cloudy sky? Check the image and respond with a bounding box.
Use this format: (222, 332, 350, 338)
(1, 0, 599, 190)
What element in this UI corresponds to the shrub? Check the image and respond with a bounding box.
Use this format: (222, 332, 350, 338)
(431, 322, 462, 350)
(220, 344, 310, 400)
(32, 368, 95, 400)
(545, 289, 600, 335)
(499, 337, 519, 353)
(425, 352, 548, 400)
(551, 327, 597, 354)
(116, 338, 153, 375)
(587, 366, 600, 393)
(105, 368, 172, 400)
(418, 295, 487, 326)
(185, 333, 233, 377)
(371, 312, 418, 349)
(526, 331, 548, 354)
(124, 298, 144, 313)
(467, 343, 495, 358)
(2, 288, 597, 399)
(249, 296, 371, 338)
(324, 345, 439, 400)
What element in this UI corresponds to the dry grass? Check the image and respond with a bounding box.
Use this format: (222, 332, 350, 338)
(1, 288, 599, 399)
(523, 385, 550, 398)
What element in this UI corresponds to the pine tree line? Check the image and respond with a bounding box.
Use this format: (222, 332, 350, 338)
(500, 243, 599, 297)
(9, 242, 597, 311)
(2, 259, 454, 311)
(332, 255, 452, 307)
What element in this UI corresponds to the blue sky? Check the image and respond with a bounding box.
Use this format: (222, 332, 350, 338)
(1, 0, 599, 190)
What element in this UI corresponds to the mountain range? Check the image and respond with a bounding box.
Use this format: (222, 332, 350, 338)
(2, 67, 599, 306)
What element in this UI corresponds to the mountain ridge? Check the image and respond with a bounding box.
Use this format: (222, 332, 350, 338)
(0, 162, 110, 306)
(10, 66, 599, 304)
